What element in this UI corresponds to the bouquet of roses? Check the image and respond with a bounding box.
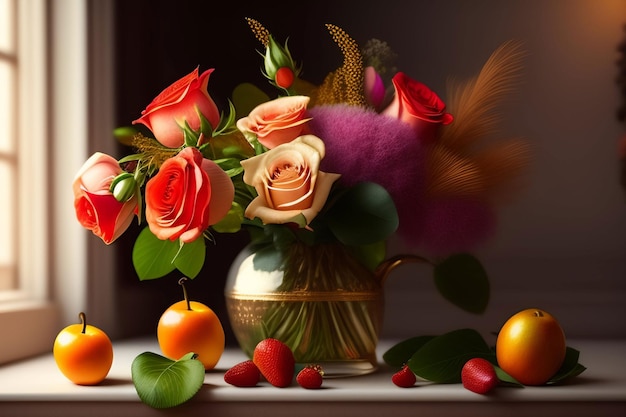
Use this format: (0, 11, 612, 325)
(72, 18, 529, 315)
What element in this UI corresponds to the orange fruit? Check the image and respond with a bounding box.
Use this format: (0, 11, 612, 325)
(53, 312, 113, 385)
(157, 279, 225, 370)
(495, 308, 566, 385)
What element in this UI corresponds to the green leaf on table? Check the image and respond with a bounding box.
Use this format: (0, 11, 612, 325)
(131, 351, 205, 409)
(433, 254, 489, 314)
(494, 365, 524, 386)
(383, 335, 436, 368)
(546, 347, 587, 384)
(407, 328, 495, 383)
(326, 182, 399, 246)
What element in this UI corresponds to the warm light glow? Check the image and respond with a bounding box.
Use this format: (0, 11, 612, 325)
(0, 0, 16, 292)
(0, 0, 13, 53)
(508, 321, 524, 339)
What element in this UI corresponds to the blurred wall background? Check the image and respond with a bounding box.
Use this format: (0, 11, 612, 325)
(105, 0, 626, 343)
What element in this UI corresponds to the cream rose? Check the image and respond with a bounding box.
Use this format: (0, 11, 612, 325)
(241, 135, 340, 226)
(236, 95, 311, 149)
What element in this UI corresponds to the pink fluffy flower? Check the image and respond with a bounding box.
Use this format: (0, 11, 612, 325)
(307, 104, 425, 236)
(307, 104, 496, 253)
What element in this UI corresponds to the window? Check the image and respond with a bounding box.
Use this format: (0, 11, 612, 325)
(0, 0, 60, 365)
(0, 0, 16, 294)
(0, 0, 114, 364)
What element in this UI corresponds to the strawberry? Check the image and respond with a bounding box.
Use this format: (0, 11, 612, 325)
(461, 358, 498, 394)
(296, 365, 324, 389)
(391, 364, 417, 388)
(252, 338, 295, 388)
(224, 360, 261, 387)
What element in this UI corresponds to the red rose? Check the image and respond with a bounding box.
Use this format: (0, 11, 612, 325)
(382, 72, 453, 143)
(145, 147, 234, 243)
(133, 68, 220, 148)
(72, 153, 138, 244)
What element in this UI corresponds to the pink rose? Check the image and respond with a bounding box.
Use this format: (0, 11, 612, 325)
(73, 152, 138, 244)
(236, 95, 311, 149)
(382, 72, 453, 142)
(240, 135, 340, 226)
(133, 68, 220, 148)
(145, 147, 234, 243)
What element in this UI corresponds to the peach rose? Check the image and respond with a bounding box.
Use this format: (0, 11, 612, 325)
(236, 95, 311, 149)
(73, 152, 138, 244)
(382, 72, 453, 143)
(240, 135, 340, 226)
(133, 68, 220, 148)
(145, 147, 234, 243)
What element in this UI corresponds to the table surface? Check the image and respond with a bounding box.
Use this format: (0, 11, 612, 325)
(0, 338, 625, 417)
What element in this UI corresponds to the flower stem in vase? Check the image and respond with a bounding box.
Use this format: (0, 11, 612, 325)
(226, 241, 384, 375)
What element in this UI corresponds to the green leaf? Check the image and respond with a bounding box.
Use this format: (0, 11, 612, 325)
(213, 100, 237, 136)
(113, 126, 139, 146)
(117, 153, 143, 164)
(546, 347, 587, 384)
(131, 351, 205, 409)
(383, 335, 435, 368)
(214, 157, 244, 174)
(232, 82, 270, 119)
(494, 365, 524, 386)
(348, 241, 387, 271)
(407, 328, 495, 383)
(252, 244, 284, 272)
(183, 120, 201, 147)
(433, 254, 489, 314)
(198, 112, 215, 139)
(211, 202, 245, 234)
(132, 228, 179, 280)
(173, 238, 205, 279)
(327, 182, 399, 246)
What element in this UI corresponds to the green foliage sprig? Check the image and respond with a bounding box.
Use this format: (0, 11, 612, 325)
(383, 329, 586, 386)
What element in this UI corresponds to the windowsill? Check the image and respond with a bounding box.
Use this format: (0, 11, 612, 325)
(0, 338, 624, 417)
(0, 301, 59, 365)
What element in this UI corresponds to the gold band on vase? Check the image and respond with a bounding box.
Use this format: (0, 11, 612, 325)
(226, 290, 382, 302)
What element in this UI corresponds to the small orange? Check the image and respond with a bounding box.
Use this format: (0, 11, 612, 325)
(495, 308, 566, 385)
(157, 278, 225, 370)
(53, 312, 113, 385)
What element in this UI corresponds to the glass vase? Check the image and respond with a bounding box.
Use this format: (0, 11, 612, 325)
(225, 241, 413, 377)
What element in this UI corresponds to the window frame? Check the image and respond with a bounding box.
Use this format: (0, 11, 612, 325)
(0, 0, 116, 364)
(0, 0, 17, 294)
(0, 0, 60, 365)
